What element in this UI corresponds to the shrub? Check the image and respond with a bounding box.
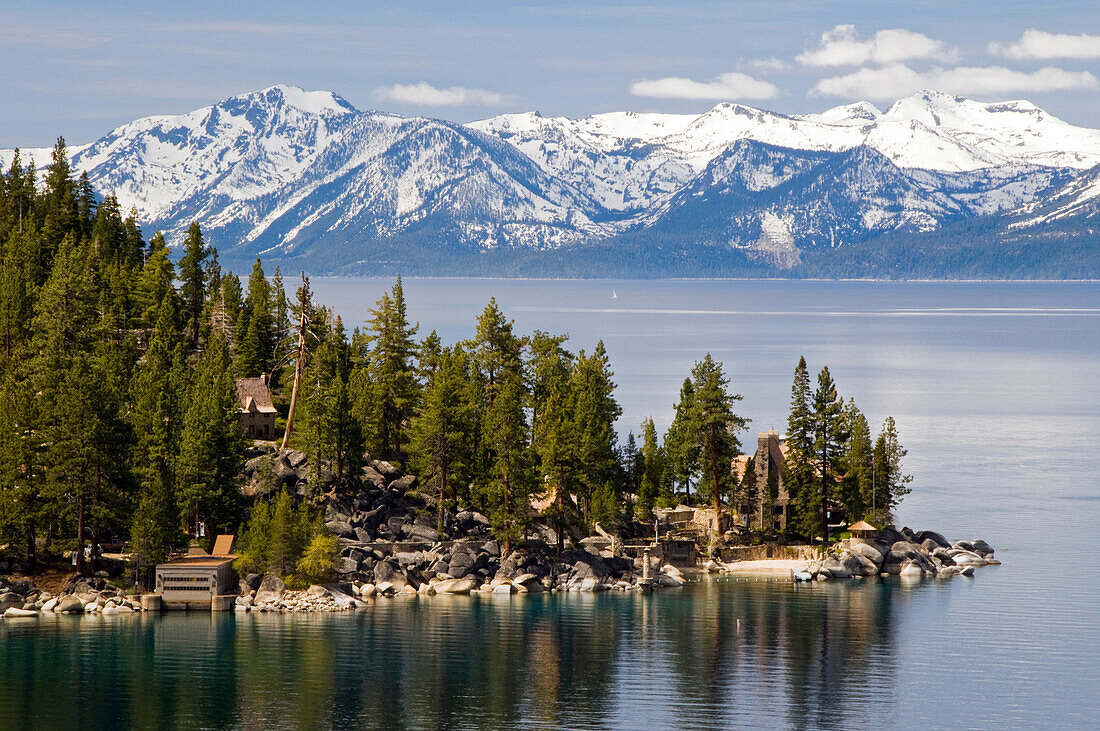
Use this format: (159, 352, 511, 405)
(297, 533, 340, 583)
(234, 490, 320, 578)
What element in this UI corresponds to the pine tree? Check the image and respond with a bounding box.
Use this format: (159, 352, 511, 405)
(128, 297, 187, 576)
(841, 401, 872, 522)
(42, 136, 78, 244)
(300, 324, 363, 487)
(534, 363, 577, 552)
(569, 342, 622, 525)
(75, 173, 97, 240)
(42, 353, 133, 574)
(0, 371, 45, 564)
(482, 371, 532, 554)
(787, 356, 818, 539)
(527, 330, 572, 447)
(364, 277, 419, 460)
(622, 431, 641, 515)
(177, 332, 244, 539)
(236, 259, 274, 377)
(874, 416, 912, 525)
(410, 345, 475, 533)
(134, 233, 176, 327)
(665, 378, 699, 500)
(735, 455, 756, 527)
(418, 329, 443, 378)
(269, 267, 290, 388)
(688, 354, 747, 517)
(0, 234, 31, 360)
(178, 222, 208, 349)
(637, 417, 663, 518)
(812, 366, 848, 545)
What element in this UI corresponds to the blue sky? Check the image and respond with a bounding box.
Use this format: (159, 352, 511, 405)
(3, 0, 1099, 145)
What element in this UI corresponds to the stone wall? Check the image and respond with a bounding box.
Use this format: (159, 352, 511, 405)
(718, 544, 817, 562)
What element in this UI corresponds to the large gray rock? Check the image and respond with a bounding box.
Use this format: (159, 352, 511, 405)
(362, 467, 386, 487)
(932, 548, 956, 565)
(849, 542, 885, 567)
(921, 538, 942, 553)
(843, 554, 878, 577)
(274, 456, 299, 484)
(821, 555, 852, 579)
(971, 539, 995, 557)
(915, 530, 951, 549)
(371, 460, 400, 478)
(890, 541, 920, 555)
(881, 550, 909, 575)
(877, 526, 907, 546)
(455, 511, 490, 530)
(951, 551, 987, 566)
(899, 560, 924, 577)
(448, 555, 474, 578)
(244, 455, 267, 475)
(390, 475, 416, 491)
(432, 577, 477, 595)
(403, 524, 439, 543)
(326, 520, 355, 539)
(56, 595, 85, 614)
(335, 557, 360, 574)
(0, 592, 23, 611)
(255, 575, 286, 603)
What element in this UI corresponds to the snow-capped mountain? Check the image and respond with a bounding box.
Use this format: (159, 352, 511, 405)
(2, 85, 608, 257)
(2, 85, 1098, 275)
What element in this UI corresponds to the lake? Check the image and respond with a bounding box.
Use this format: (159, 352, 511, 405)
(2, 278, 1098, 728)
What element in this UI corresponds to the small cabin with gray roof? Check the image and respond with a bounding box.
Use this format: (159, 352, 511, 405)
(236, 375, 278, 439)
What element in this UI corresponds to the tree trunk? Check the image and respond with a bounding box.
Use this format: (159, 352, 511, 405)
(502, 474, 512, 556)
(25, 523, 35, 574)
(556, 479, 565, 555)
(820, 447, 828, 549)
(76, 490, 86, 576)
(91, 524, 100, 574)
(711, 428, 721, 517)
(280, 297, 308, 450)
(437, 462, 448, 535)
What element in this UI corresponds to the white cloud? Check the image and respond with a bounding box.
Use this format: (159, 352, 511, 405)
(990, 30, 1100, 60)
(738, 57, 789, 73)
(375, 82, 506, 107)
(810, 63, 1099, 100)
(797, 24, 953, 67)
(630, 72, 780, 100)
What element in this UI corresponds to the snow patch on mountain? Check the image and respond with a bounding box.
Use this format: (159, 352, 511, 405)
(3, 85, 1099, 266)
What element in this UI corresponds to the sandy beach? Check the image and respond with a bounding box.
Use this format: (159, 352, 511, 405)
(717, 559, 811, 575)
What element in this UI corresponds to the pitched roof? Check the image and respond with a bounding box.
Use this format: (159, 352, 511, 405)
(235, 377, 278, 414)
(211, 534, 236, 557)
(848, 520, 877, 532)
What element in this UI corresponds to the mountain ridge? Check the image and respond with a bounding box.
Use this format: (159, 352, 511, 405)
(2, 84, 1098, 278)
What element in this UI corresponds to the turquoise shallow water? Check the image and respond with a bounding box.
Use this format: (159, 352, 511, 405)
(3, 279, 1098, 728)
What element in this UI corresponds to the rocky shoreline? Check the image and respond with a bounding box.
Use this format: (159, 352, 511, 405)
(232, 555, 688, 614)
(703, 525, 999, 581)
(1, 525, 999, 618)
(1, 452, 999, 618)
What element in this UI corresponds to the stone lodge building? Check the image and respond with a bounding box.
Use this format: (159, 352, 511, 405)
(733, 430, 793, 533)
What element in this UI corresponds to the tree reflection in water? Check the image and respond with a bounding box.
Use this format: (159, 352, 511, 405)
(0, 578, 918, 729)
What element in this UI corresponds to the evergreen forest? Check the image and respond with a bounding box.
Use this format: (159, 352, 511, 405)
(0, 138, 913, 579)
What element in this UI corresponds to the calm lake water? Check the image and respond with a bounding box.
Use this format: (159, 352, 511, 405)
(3, 279, 1098, 728)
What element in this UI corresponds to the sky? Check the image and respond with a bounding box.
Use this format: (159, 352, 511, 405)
(2, 0, 1099, 146)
